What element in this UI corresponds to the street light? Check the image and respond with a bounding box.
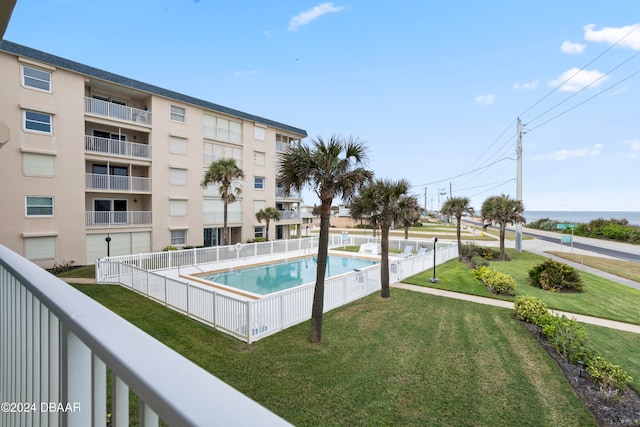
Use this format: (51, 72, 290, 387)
(430, 237, 438, 283)
(105, 235, 111, 257)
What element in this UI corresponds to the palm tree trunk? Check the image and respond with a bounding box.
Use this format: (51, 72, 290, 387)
(223, 197, 229, 246)
(499, 225, 506, 260)
(265, 219, 270, 241)
(380, 226, 390, 298)
(309, 198, 331, 343)
(456, 215, 462, 261)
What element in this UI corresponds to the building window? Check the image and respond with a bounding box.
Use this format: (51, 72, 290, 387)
(169, 136, 187, 155)
(26, 196, 54, 216)
(254, 177, 264, 190)
(203, 142, 242, 168)
(23, 152, 54, 177)
(203, 114, 242, 144)
(169, 200, 187, 216)
(254, 151, 265, 166)
(254, 125, 265, 141)
(169, 168, 187, 186)
(24, 236, 56, 260)
(24, 110, 52, 133)
(254, 226, 265, 239)
(171, 229, 187, 246)
(22, 65, 52, 92)
(171, 105, 186, 122)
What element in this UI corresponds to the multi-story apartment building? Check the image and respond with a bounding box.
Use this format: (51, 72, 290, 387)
(0, 40, 307, 268)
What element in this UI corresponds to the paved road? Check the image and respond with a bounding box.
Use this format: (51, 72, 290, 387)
(522, 228, 640, 262)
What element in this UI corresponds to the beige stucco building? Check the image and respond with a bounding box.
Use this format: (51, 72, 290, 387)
(0, 41, 307, 268)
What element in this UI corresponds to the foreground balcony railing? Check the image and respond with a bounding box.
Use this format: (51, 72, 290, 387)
(84, 96, 152, 125)
(86, 210, 152, 227)
(85, 173, 152, 192)
(0, 244, 291, 426)
(85, 135, 151, 159)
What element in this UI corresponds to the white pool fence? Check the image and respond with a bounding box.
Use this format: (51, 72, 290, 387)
(96, 235, 458, 343)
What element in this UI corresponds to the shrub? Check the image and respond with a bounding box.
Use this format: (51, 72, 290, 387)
(541, 314, 593, 364)
(528, 259, 584, 292)
(586, 356, 633, 391)
(472, 266, 517, 296)
(470, 255, 489, 268)
(47, 260, 76, 275)
(514, 296, 549, 325)
(162, 246, 178, 251)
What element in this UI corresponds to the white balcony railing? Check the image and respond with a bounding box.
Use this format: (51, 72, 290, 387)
(84, 97, 152, 125)
(86, 211, 152, 227)
(0, 244, 292, 426)
(276, 188, 301, 199)
(85, 173, 152, 192)
(279, 210, 301, 222)
(203, 211, 243, 225)
(85, 135, 151, 159)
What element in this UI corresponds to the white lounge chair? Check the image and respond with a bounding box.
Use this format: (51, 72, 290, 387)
(416, 246, 427, 256)
(400, 245, 413, 258)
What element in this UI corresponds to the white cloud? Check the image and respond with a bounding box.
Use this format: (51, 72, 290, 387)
(547, 68, 608, 92)
(623, 139, 640, 158)
(475, 94, 495, 106)
(288, 3, 346, 32)
(536, 144, 603, 161)
(561, 40, 586, 54)
(513, 80, 539, 90)
(584, 23, 640, 50)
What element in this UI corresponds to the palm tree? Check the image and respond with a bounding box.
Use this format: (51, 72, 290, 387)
(201, 158, 244, 246)
(255, 207, 281, 241)
(481, 194, 525, 260)
(277, 135, 372, 343)
(350, 178, 412, 298)
(398, 195, 421, 240)
(441, 196, 475, 261)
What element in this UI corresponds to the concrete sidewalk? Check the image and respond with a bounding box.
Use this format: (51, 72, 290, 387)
(393, 282, 640, 335)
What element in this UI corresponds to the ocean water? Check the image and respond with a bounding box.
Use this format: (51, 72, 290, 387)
(525, 211, 640, 227)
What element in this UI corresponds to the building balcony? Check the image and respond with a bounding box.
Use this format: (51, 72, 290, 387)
(85, 135, 151, 159)
(203, 211, 243, 225)
(276, 141, 290, 153)
(86, 210, 152, 228)
(279, 210, 301, 223)
(84, 96, 152, 125)
(86, 173, 152, 193)
(276, 188, 302, 200)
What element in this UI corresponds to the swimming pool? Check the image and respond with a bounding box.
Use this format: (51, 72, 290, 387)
(198, 255, 378, 296)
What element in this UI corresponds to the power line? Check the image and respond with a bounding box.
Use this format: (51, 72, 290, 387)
(414, 156, 514, 188)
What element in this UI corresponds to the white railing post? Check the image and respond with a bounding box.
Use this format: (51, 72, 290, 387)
(62, 328, 92, 427)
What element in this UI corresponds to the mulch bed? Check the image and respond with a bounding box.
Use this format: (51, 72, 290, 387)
(521, 321, 640, 426)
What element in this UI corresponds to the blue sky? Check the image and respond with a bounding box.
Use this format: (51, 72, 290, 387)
(5, 1, 640, 212)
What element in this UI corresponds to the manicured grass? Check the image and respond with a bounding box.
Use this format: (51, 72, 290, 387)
(57, 264, 96, 278)
(72, 284, 596, 427)
(405, 250, 640, 325)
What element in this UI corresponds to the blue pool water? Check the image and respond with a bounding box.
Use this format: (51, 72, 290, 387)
(201, 255, 378, 295)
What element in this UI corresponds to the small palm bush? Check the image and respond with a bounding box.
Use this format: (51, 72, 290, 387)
(528, 259, 584, 292)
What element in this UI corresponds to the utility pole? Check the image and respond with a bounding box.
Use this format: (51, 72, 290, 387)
(515, 118, 523, 252)
(424, 187, 427, 214)
(449, 182, 452, 199)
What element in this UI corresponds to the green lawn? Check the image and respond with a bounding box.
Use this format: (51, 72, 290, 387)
(404, 250, 640, 325)
(72, 284, 596, 427)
